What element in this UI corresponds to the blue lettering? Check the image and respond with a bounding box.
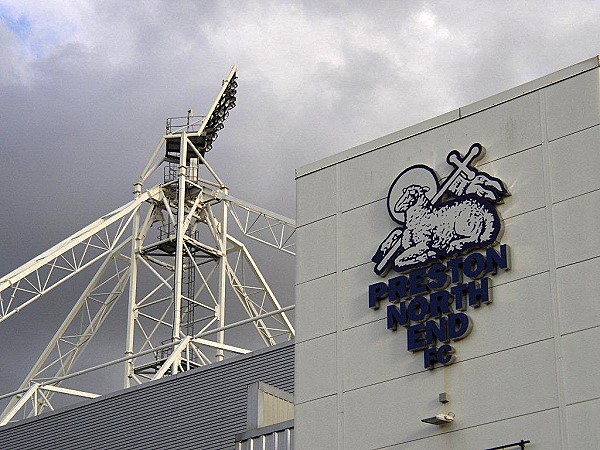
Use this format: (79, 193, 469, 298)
(464, 252, 486, 279)
(387, 303, 407, 330)
(424, 347, 438, 369)
(388, 275, 410, 302)
(437, 344, 455, 365)
(409, 268, 429, 295)
(448, 312, 472, 341)
(468, 278, 491, 307)
(451, 284, 468, 311)
(447, 257, 463, 284)
(425, 317, 449, 346)
(407, 296, 430, 322)
(427, 263, 450, 290)
(429, 290, 453, 318)
(368, 282, 388, 309)
(407, 323, 427, 352)
(423, 344, 455, 369)
(486, 244, 510, 274)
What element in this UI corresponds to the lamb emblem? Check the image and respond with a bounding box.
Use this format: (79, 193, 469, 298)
(372, 143, 508, 276)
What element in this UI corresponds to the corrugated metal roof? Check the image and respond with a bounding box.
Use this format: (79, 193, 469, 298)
(0, 341, 294, 450)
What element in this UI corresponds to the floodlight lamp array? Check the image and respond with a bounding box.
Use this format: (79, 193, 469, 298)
(203, 73, 238, 153)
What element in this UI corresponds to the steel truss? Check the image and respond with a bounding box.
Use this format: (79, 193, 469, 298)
(0, 66, 295, 424)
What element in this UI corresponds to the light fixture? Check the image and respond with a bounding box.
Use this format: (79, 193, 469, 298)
(201, 71, 237, 153)
(421, 412, 455, 425)
(163, 67, 238, 163)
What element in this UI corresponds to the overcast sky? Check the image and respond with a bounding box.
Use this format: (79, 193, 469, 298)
(1, 0, 599, 401)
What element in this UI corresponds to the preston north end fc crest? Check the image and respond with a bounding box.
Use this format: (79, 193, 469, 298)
(372, 143, 509, 276)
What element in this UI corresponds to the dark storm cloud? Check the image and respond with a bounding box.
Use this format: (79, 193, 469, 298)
(0, 0, 599, 399)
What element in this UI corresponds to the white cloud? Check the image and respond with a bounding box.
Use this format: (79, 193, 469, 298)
(0, 1, 86, 55)
(0, 22, 34, 85)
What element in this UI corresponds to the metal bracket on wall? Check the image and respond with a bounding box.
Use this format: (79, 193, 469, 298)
(485, 439, 531, 450)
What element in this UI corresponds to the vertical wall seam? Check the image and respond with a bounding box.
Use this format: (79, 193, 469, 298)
(538, 89, 568, 449)
(335, 163, 344, 449)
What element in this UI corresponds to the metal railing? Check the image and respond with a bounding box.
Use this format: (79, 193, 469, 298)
(165, 115, 205, 134)
(236, 421, 294, 450)
(163, 163, 200, 183)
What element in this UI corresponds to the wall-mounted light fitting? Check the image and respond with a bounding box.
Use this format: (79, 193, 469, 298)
(421, 412, 455, 425)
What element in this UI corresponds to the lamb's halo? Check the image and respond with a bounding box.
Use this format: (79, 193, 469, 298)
(387, 166, 438, 225)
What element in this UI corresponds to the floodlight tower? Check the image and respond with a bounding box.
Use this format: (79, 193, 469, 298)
(123, 66, 295, 384)
(0, 67, 296, 423)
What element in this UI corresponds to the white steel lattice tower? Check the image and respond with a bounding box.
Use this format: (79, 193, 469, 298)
(0, 67, 296, 424)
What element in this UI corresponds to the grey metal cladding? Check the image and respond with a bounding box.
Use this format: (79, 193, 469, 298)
(0, 341, 294, 450)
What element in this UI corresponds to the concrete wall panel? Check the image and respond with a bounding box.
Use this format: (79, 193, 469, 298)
(296, 216, 337, 284)
(296, 165, 337, 226)
(553, 189, 600, 268)
(295, 333, 336, 404)
(478, 145, 545, 220)
(295, 273, 337, 343)
(339, 199, 390, 270)
(548, 125, 600, 203)
(341, 262, 384, 330)
(561, 326, 600, 405)
(489, 207, 549, 285)
(544, 68, 600, 141)
(342, 318, 421, 392)
(294, 395, 338, 450)
(565, 398, 600, 450)
(556, 257, 600, 335)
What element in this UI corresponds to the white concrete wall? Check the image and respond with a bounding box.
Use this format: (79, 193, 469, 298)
(294, 56, 600, 449)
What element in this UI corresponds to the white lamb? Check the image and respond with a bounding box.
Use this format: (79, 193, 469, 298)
(392, 184, 501, 271)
